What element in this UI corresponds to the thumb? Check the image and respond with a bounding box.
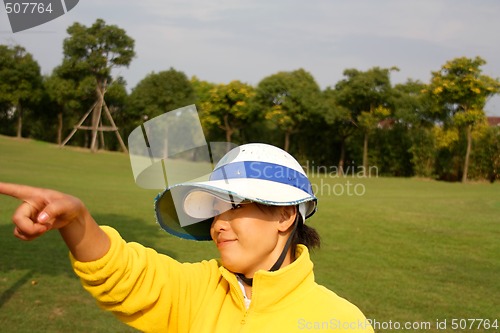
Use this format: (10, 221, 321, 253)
(36, 210, 54, 230)
(37, 210, 51, 225)
(12, 201, 51, 241)
(34, 194, 84, 230)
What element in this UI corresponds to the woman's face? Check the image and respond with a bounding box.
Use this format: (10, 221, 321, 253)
(210, 202, 292, 278)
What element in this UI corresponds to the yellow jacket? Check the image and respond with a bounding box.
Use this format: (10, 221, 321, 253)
(71, 226, 373, 333)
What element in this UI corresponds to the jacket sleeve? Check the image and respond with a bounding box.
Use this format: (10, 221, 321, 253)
(70, 226, 219, 333)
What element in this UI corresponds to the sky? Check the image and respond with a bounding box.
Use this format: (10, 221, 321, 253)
(1, 0, 500, 115)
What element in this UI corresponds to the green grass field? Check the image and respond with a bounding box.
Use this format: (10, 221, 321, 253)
(0, 135, 499, 332)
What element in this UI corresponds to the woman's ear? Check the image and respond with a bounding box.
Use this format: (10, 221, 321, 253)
(277, 205, 297, 233)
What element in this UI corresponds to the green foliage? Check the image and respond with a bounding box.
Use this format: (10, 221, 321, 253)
(43, 69, 89, 143)
(334, 66, 398, 118)
(431, 126, 462, 181)
(0, 45, 42, 106)
(44, 73, 82, 112)
(408, 127, 436, 178)
(321, 87, 354, 128)
(332, 66, 398, 171)
(0, 44, 43, 137)
(62, 19, 135, 82)
(105, 77, 128, 108)
(191, 76, 216, 106)
(368, 125, 414, 177)
(427, 56, 500, 181)
(469, 125, 500, 182)
(199, 80, 255, 143)
(2, 26, 500, 182)
(428, 56, 500, 120)
(128, 68, 195, 124)
(254, 69, 321, 150)
(393, 79, 434, 126)
(358, 106, 391, 132)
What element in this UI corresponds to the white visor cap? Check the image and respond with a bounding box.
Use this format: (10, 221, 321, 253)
(154, 143, 317, 240)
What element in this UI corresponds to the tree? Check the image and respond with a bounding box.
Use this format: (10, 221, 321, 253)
(200, 80, 255, 146)
(334, 67, 398, 173)
(392, 80, 435, 177)
(467, 123, 500, 182)
(479, 126, 500, 182)
(128, 68, 195, 124)
(432, 125, 461, 181)
(0, 44, 42, 138)
(357, 105, 391, 172)
(191, 76, 216, 106)
(427, 56, 500, 182)
(321, 87, 356, 174)
(44, 68, 94, 145)
(61, 18, 135, 152)
(393, 79, 433, 127)
(255, 69, 321, 151)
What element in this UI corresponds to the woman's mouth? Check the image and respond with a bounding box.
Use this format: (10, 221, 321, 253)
(217, 238, 236, 248)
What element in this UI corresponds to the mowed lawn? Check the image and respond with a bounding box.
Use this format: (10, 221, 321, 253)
(0, 135, 499, 332)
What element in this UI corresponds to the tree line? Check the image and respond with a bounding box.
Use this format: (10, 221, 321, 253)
(1, 19, 499, 183)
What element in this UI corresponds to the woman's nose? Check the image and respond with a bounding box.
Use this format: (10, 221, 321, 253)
(212, 213, 230, 232)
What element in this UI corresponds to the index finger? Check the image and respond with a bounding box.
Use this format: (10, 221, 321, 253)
(0, 182, 42, 201)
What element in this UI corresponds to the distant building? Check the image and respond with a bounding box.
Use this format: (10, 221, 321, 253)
(377, 118, 396, 129)
(487, 117, 500, 127)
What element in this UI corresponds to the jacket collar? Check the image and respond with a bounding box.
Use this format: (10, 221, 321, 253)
(219, 244, 315, 312)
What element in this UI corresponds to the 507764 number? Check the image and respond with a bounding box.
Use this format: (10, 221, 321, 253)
(5, 2, 53, 14)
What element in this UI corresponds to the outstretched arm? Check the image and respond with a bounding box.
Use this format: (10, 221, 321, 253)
(0, 182, 110, 262)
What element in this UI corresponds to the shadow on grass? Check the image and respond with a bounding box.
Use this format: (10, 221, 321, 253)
(0, 270, 34, 308)
(0, 213, 178, 310)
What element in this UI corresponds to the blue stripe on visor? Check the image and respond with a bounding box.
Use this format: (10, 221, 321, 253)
(210, 161, 314, 196)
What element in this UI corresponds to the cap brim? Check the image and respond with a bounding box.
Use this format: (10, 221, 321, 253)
(154, 188, 214, 241)
(154, 178, 317, 241)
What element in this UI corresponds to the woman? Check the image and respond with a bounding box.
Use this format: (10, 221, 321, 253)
(1, 143, 373, 332)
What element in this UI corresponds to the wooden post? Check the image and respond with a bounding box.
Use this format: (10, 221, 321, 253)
(61, 103, 97, 147)
(103, 101, 128, 153)
(61, 80, 128, 153)
(90, 81, 106, 152)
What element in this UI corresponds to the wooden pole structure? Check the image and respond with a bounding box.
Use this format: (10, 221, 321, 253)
(60, 80, 128, 153)
(103, 101, 128, 153)
(60, 102, 97, 147)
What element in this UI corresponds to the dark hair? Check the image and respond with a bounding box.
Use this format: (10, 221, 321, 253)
(291, 215, 321, 259)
